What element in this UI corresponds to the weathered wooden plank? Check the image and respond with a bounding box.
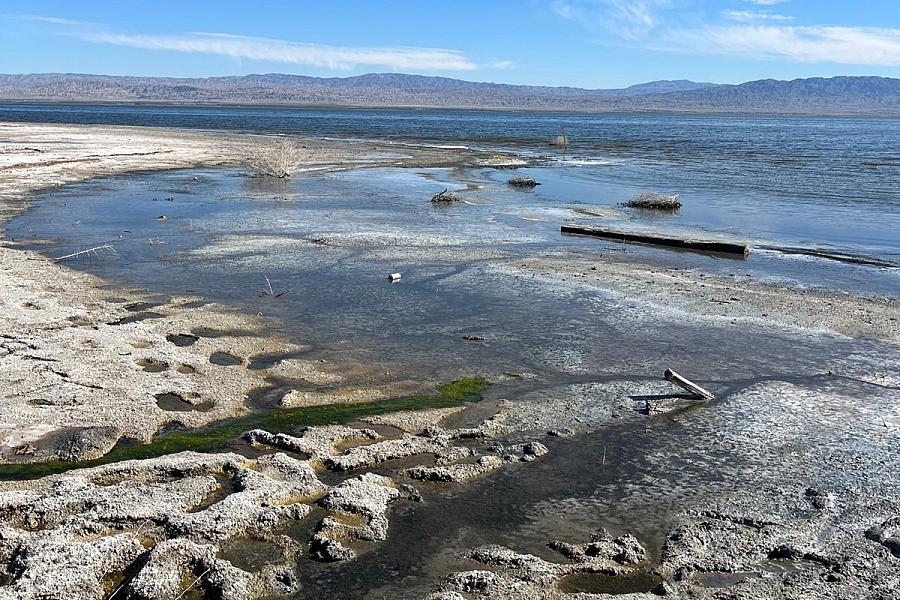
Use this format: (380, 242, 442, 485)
(664, 369, 715, 401)
(561, 225, 750, 257)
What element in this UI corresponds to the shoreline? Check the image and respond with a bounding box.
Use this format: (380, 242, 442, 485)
(0, 121, 898, 599)
(3, 98, 900, 118)
(0, 122, 517, 464)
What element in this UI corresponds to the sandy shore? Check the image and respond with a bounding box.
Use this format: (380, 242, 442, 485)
(0, 122, 898, 600)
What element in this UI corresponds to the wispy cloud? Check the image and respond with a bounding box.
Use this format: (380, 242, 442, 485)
(667, 25, 900, 66)
(8, 14, 90, 26)
(4, 14, 480, 72)
(550, 1, 900, 67)
(722, 10, 793, 23)
(80, 32, 477, 71)
(551, 0, 671, 41)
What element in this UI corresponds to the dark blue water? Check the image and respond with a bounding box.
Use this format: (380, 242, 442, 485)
(3, 102, 899, 266)
(2, 102, 898, 211)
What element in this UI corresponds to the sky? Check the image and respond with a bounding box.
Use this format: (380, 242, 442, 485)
(1, 1, 899, 88)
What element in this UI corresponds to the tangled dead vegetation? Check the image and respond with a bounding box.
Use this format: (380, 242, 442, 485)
(507, 175, 540, 188)
(431, 189, 462, 204)
(246, 138, 306, 178)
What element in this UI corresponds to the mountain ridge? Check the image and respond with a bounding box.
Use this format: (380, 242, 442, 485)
(0, 72, 897, 115)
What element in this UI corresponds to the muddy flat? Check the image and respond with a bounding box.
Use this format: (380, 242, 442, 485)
(0, 121, 898, 600)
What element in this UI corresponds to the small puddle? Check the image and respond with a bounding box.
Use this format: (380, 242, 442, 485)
(179, 300, 210, 309)
(123, 301, 164, 312)
(188, 473, 237, 513)
(210, 351, 243, 366)
(135, 358, 169, 373)
(558, 570, 663, 595)
(108, 311, 164, 326)
(246, 383, 292, 410)
(166, 333, 199, 347)
(192, 326, 257, 338)
(155, 392, 214, 412)
(248, 349, 315, 371)
(697, 571, 755, 588)
(246, 376, 321, 410)
(218, 537, 285, 572)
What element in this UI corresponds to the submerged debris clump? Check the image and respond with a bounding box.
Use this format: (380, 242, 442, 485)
(622, 192, 682, 210)
(507, 175, 540, 188)
(431, 189, 462, 204)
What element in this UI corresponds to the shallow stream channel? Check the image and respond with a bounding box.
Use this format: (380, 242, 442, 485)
(6, 165, 900, 598)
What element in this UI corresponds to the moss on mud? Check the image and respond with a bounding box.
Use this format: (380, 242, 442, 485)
(0, 377, 490, 481)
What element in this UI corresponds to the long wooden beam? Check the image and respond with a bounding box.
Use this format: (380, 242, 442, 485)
(561, 225, 750, 257)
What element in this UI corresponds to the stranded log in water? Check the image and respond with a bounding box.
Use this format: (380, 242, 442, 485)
(561, 225, 751, 257)
(0, 377, 490, 481)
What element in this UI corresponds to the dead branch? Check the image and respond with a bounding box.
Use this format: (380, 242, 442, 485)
(431, 189, 461, 204)
(54, 245, 118, 262)
(260, 276, 287, 298)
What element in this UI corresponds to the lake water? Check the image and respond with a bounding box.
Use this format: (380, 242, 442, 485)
(3, 104, 900, 598)
(2, 102, 900, 269)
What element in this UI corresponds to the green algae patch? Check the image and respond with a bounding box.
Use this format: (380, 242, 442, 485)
(558, 570, 663, 595)
(0, 376, 490, 481)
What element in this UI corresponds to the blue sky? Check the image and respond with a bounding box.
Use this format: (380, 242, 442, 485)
(1, 1, 899, 88)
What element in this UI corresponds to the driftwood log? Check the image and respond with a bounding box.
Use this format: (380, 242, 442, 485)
(561, 225, 750, 257)
(664, 369, 715, 401)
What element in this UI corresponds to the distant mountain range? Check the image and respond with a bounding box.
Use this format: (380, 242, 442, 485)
(1, 72, 898, 115)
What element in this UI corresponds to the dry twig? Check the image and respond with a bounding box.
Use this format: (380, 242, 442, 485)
(174, 568, 211, 600)
(54, 245, 118, 262)
(259, 276, 287, 298)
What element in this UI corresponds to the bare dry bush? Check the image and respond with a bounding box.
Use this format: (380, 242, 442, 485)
(247, 138, 305, 178)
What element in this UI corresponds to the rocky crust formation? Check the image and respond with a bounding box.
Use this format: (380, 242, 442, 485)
(0, 451, 321, 599)
(422, 528, 652, 599)
(0, 399, 553, 598)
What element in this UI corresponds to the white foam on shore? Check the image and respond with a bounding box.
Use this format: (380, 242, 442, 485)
(559, 157, 616, 166)
(318, 135, 470, 151)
